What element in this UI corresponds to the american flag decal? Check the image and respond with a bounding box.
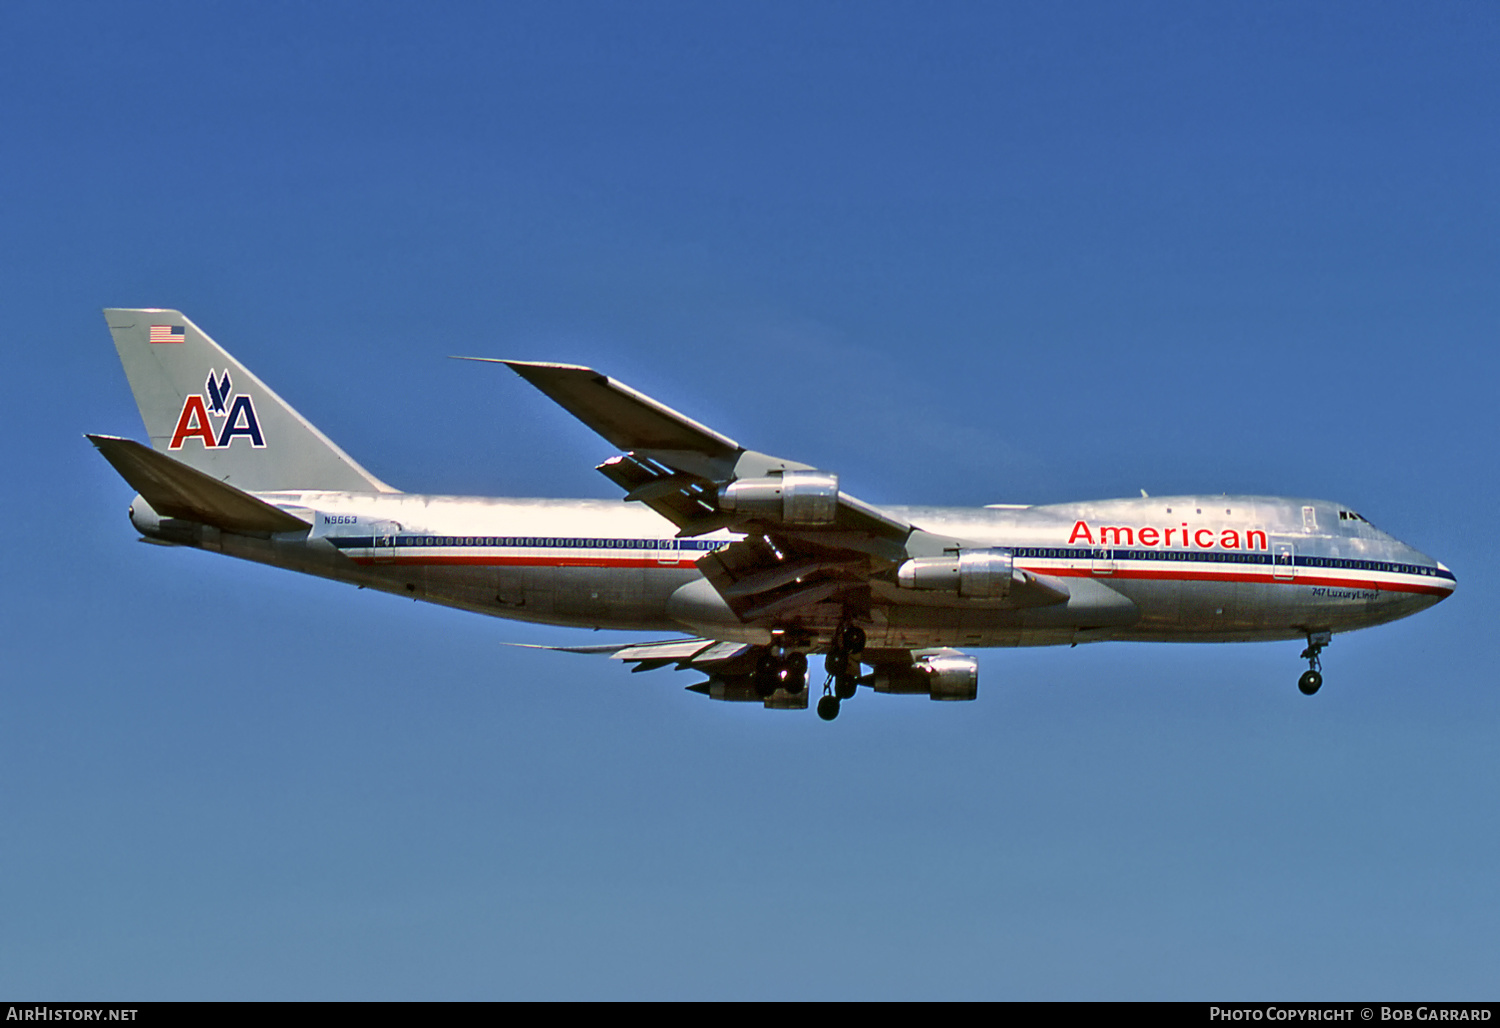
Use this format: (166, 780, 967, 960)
(149, 324, 186, 344)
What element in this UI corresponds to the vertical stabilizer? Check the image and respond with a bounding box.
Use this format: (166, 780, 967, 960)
(104, 309, 395, 493)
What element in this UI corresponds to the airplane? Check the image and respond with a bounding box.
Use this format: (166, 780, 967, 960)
(89, 309, 1456, 721)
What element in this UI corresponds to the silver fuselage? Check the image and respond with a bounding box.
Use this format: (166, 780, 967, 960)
(131, 491, 1454, 650)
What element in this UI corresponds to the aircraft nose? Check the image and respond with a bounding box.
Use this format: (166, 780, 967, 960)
(1411, 557, 1458, 605)
(1435, 560, 1457, 597)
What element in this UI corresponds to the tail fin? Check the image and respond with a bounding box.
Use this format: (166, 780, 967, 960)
(104, 309, 395, 493)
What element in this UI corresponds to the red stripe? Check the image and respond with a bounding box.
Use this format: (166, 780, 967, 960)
(348, 555, 1451, 597)
(1022, 564, 1453, 596)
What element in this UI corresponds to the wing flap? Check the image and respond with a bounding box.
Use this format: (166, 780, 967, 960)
(506, 636, 756, 675)
(610, 638, 718, 663)
(613, 637, 756, 673)
(596, 453, 723, 530)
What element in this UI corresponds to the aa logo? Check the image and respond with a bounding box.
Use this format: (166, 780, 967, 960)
(168, 370, 266, 449)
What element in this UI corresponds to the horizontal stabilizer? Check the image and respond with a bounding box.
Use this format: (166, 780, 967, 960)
(87, 434, 312, 534)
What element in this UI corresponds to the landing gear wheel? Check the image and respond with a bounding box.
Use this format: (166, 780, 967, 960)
(1297, 631, 1330, 696)
(782, 652, 808, 695)
(817, 695, 841, 721)
(783, 666, 806, 695)
(839, 624, 866, 656)
(834, 674, 857, 700)
(753, 652, 778, 698)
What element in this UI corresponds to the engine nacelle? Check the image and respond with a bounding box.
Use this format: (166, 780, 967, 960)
(720, 471, 839, 525)
(896, 549, 1014, 599)
(689, 675, 808, 709)
(869, 653, 979, 701)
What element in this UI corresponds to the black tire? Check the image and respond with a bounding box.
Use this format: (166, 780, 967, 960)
(842, 625, 866, 655)
(1298, 669, 1323, 695)
(753, 651, 778, 698)
(782, 665, 806, 695)
(834, 674, 857, 700)
(817, 695, 841, 721)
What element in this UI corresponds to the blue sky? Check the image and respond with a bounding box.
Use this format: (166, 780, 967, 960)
(2, 1, 1496, 999)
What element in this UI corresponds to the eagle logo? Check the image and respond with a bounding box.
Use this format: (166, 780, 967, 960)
(205, 371, 232, 415)
(167, 369, 265, 450)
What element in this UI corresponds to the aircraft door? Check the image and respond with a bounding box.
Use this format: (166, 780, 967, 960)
(654, 536, 678, 566)
(1091, 547, 1115, 575)
(1273, 542, 1295, 581)
(372, 520, 400, 564)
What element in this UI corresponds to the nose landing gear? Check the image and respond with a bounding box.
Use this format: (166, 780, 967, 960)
(1298, 631, 1331, 695)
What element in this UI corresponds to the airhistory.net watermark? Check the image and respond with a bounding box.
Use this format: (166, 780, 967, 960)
(5, 1009, 137, 1022)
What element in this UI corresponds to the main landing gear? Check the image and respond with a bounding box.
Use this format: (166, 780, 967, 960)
(753, 648, 807, 699)
(1298, 630, 1331, 695)
(817, 623, 867, 721)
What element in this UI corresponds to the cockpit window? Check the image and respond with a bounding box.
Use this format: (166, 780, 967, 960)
(1339, 510, 1375, 527)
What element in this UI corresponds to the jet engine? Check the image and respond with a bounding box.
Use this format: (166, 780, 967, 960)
(720, 471, 839, 525)
(896, 549, 1014, 599)
(869, 652, 979, 701)
(687, 674, 809, 709)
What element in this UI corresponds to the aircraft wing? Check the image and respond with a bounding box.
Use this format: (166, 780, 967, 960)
(459, 358, 909, 542)
(486, 360, 1069, 626)
(494, 361, 742, 463)
(506, 634, 999, 712)
(505, 636, 753, 672)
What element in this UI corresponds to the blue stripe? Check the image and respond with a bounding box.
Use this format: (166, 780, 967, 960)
(1012, 546, 1454, 581)
(322, 534, 1452, 583)
(327, 535, 726, 552)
